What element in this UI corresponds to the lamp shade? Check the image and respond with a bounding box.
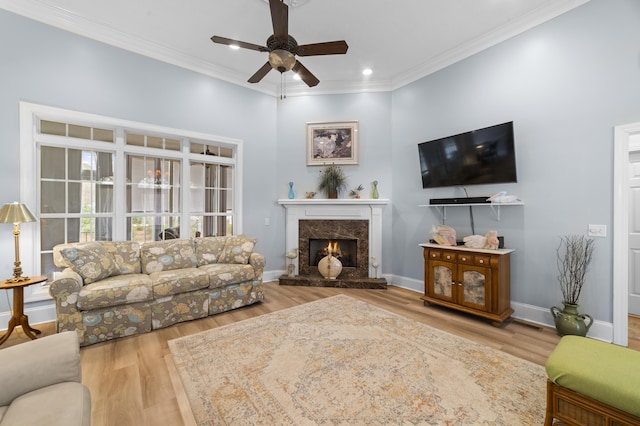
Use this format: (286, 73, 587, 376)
(0, 202, 37, 224)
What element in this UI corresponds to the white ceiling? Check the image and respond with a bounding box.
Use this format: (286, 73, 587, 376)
(0, 0, 589, 97)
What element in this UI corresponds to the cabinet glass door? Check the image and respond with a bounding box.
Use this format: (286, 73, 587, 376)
(430, 262, 455, 302)
(459, 266, 490, 311)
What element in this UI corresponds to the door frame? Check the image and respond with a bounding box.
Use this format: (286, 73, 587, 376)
(613, 122, 640, 346)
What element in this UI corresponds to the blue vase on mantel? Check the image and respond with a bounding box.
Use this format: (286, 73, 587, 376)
(288, 181, 295, 199)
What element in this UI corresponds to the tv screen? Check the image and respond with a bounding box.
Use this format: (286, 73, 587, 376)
(418, 121, 517, 188)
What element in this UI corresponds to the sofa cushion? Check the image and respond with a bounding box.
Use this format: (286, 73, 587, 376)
(140, 239, 197, 274)
(149, 268, 209, 297)
(218, 235, 256, 264)
(77, 274, 153, 310)
(59, 242, 120, 284)
(99, 241, 141, 274)
(199, 263, 256, 289)
(0, 382, 91, 426)
(193, 236, 227, 266)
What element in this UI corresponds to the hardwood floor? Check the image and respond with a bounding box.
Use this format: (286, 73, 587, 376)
(2, 282, 563, 426)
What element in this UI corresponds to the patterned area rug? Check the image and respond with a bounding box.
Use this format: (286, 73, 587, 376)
(168, 295, 547, 425)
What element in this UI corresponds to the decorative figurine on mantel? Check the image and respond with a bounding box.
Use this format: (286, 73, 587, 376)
(349, 184, 364, 199)
(285, 248, 298, 277)
(288, 181, 295, 199)
(305, 192, 316, 199)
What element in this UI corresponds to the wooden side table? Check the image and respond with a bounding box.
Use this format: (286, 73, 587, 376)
(0, 275, 48, 345)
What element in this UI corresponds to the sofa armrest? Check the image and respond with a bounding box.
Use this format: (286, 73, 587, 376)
(249, 252, 265, 278)
(0, 331, 81, 406)
(49, 268, 83, 299)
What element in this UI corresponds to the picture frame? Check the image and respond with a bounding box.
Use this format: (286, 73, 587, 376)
(306, 121, 359, 165)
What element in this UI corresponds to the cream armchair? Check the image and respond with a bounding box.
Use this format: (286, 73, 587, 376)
(0, 332, 91, 426)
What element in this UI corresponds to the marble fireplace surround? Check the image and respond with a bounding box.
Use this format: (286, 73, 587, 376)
(278, 199, 389, 287)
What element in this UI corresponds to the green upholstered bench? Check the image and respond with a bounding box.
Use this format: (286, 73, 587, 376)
(545, 335, 640, 426)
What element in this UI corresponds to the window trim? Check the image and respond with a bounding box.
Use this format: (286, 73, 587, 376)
(19, 101, 243, 302)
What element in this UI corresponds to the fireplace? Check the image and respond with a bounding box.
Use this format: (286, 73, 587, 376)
(309, 239, 357, 268)
(278, 199, 389, 289)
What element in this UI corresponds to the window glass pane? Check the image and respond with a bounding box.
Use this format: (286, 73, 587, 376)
(41, 181, 65, 213)
(96, 152, 113, 181)
(80, 217, 94, 242)
(68, 149, 82, 181)
(127, 133, 144, 147)
(96, 184, 113, 213)
(40, 218, 65, 251)
(41, 120, 66, 136)
(93, 128, 114, 143)
(41, 253, 56, 281)
(190, 142, 205, 155)
(147, 136, 163, 149)
(220, 147, 233, 158)
(41, 146, 66, 180)
(95, 217, 112, 241)
(67, 218, 80, 242)
(81, 151, 96, 181)
(68, 182, 82, 213)
(69, 124, 91, 139)
(165, 139, 180, 151)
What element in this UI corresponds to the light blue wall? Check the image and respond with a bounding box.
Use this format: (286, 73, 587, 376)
(0, 10, 278, 311)
(274, 93, 393, 271)
(392, 0, 640, 321)
(1, 0, 639, 326)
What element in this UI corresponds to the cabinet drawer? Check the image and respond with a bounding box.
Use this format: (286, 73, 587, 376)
(474, 255, 491, 266)
(458, 254, 491, 266)
(428, 250, 441, 260)
(441, 251, 457, 262)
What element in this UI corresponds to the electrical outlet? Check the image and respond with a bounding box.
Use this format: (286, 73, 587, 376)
(264, 217, 270, 226)
(588, 224, 606, 237)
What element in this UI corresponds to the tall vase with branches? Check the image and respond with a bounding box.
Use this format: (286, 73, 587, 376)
(551, 234, 595, 336)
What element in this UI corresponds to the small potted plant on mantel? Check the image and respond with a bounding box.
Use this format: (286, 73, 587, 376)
(318, 164, 347, 199)
(550, 234, 595, 336)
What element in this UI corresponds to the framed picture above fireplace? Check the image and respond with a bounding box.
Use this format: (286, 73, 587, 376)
(307, 121, 359, 165)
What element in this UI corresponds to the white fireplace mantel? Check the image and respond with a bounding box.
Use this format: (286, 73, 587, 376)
(278, 198, 390, 277)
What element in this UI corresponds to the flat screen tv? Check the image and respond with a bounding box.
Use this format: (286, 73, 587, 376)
(418, 121, 517, 188)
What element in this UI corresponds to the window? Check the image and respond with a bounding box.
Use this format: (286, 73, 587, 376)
(20, 103, 243, 300)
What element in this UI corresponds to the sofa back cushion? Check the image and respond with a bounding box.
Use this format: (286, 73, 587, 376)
(59, 242, 120, 284)
(218, 235, 257, 264)
(100, 241, 142, 274)
(193, 236, 227, 266)
(140, 239, 197, 274)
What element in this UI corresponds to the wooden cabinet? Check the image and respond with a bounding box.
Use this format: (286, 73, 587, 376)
(420, 243, 514, 325)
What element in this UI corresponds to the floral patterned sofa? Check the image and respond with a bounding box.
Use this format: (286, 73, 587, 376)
(49, 235, 265, 346)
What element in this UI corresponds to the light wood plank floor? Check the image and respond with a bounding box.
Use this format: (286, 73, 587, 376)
(3, 282, 568, 425)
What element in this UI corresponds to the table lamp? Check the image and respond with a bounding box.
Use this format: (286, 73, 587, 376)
(0, 202, 37, 283)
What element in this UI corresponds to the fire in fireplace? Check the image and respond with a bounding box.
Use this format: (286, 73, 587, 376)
(309, 239, 357, 268)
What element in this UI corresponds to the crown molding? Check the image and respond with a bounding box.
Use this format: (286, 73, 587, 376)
(1, 0, 590, 97)
(391, 0, 591, 90)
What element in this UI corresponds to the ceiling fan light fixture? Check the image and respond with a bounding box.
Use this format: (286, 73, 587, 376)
(269, 49, 296, 73)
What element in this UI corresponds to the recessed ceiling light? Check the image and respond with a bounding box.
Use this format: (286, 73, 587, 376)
(229, 45, 240, 50)
(362, 68, 373, 76)
(293, 73, 301, 80)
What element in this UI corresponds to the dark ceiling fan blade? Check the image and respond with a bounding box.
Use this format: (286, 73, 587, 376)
(292, 61, 319, 87)
(248, 62, 273, 83)
(211, 35, 268, 52)
(297, 41, 349, 56)
(269, 0, 288, 40)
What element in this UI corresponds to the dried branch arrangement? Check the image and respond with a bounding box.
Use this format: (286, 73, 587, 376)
(556, 234, 595, 305)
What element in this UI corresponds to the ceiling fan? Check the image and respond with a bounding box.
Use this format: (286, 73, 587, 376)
(211, 0, 348, 87)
